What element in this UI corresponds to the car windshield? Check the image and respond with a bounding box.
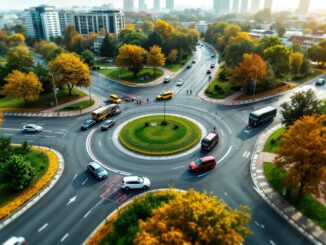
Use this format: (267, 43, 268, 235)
(194, 159, 202, 165)
(138, 177, 144, 183)
(96, 166, 105, 173)
(249, 114, 258, 121)
(202, 140, 209, 147)
(84, 120, 92, 124)
(103, 121, 112, 125)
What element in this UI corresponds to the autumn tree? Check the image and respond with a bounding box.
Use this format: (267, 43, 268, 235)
(134, 189, 252, 245)
(290, 52, 303, 75)
(264, 45, 291, 78)
(48, 53, 91, 96)
(116, 44, 147, 78)
(167, 49, 178, 63)
(147, 45, 166, 75)
(144, 31, 163, 50)
(63, 25, 78, 51)
(2, 70, 43, 106)
(229, 32, 252, 44)
(307, 44, 326, 66)
(5, 46, 34, 72)
(280, 89, 322, 126)
(255, 36, 282, 55)
(275, 115, 326, 200)
(35, 40, 63, 61)
(80, 50, 95, 67)
(154, 19, 175, 40)
(141, 20, 154, 35)
(232, 53, 266, 89)
(224, 41, 254, 68)
(6, 33, 25, 46)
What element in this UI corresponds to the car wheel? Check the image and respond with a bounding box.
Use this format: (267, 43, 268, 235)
(143, 185, 148, 190)
(124, 187, 130, 191)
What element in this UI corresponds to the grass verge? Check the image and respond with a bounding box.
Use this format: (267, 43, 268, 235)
(205, 78, 239, 99)
(58, 99, 95, 112)
(263, 128, 286, 153)
(165, 55, 191, 72)
(291, 69, 323, 84)
(263, 162, 326, 229)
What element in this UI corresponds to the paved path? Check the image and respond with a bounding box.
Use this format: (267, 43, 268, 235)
(251, 125, 326, 245)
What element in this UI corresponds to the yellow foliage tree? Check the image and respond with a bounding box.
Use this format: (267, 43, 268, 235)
(116, 44, 147, 78)
(7, 33, 25, 46)
(275, 115, 326, 199)
(232, 53, 266, 87)
(224, 24, 241, 41)
(2, 70, 43, 106)
(48, 53, 92, 96)
(6, 46, 34, 71)
(229, 32, 252, 44)
(290, 52, 304, 75)
(154, 19, 175, 40)
(167, 49, 178, 63)
(147, 45, 166, 75)
(126, 23, 136, 31)
(134, 189, 252, 245)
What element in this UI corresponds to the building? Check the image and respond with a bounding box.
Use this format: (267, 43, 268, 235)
(58, 10, 74, 35)
(240, 0, 249, 13)
(93, 34, 105, 52)
(138, 0, 147, 11)
(250, 0, 260, 13)
(249, 29, 275, 39)
(166, 0, 174, 10)
(0, 14, 21, 29)
(25, 5, 61, 40)
(213, 0, 230, 14)
(232, 0, 240, 13)
(297, 0, 310, 15)
(196, 20, 208, 34)
(123, 0, 134, 12)
(74, 10, 125, 37)
(264, 0, 273, 10)
(285, 35, 325, 51)
(154, 0, 161, 12)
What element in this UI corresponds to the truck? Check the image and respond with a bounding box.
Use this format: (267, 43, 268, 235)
(249, 106, 277, 126)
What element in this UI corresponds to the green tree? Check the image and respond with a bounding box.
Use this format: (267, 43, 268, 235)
(255, 36, 282, 55)
(122, 31, 147, 47)
(0, 155, 36, 191)
(32, 63, 51, 94)
(264, 45, 291, 78)
(224, 41, 254, 68)
(0, 136, 12, 163)
(80, 50, 95, 67)
(63, 25, 78, 50)
(147, 45, 166, 75)
(280, 89, 322, 126)
(307, 44, 326, 66)
(141, 20, 154, 35)
(5, 46, 34, 72)
(290, 52, 303, 75)
(99, 33, 118, 58)
(144, 31, 163, 50)
(300, 57, 311, 76)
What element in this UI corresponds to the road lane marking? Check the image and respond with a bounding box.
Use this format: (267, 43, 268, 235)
(60, 233, 69, 242)
(66, 196, 77, 205)
(0, 128, 21, 131)
(3, 134, 13, 136)
(217, 146, 232, 164)
(99, 141, 102, 147)
(224, 192, 228, 196)
(38, 223, 48, 232)
(84, 210, 92, 218)
(254, 221, 260, 226)
(172, 165, 184, 170)
(197, 171, 214, 178)
(269, 241, 276, 245)
(72, 174, 77, 181)
(245, 152, 251, 158)
(81, 178, 88, 186)
(242, 151, 247, 157)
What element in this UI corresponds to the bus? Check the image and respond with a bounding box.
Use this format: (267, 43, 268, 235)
(249, 106, 277, 126)
(92, 104, 119, 122)
(201, 133, 219, 151)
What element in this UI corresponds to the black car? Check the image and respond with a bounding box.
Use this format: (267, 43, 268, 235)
(211, 54, 216, 58)
(81, 119, 96, 130)
(101, 120, 115, 131)
(187, 64, 192, 69)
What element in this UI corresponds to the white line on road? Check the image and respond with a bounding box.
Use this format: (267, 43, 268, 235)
(172, 165, 184, 170)
(242, 151, 247, 157)
(217, 146, 232, 164)
(254, 221, 260, 226)
(3, 134, 13, 136)
(84, 210, 92, 218)
(0, 128, 21, 131)
(72, 174, 77, 181)
(99, 141, 102, 147)
(81, 178, 88, 186)
(66, 196, 77, 206)
(245, 152, 251, 158)
(44, 136, 56, 138)
(38, 223, 48, 232)
(60, 233, 69, 242)
(269, 240, 276, 245)
(224, 192, 228, 196)
(197, 171, 213, 178)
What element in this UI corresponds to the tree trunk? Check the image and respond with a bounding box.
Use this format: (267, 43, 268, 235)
(23, 97, 29, 107)
(67, 84, 74, 96)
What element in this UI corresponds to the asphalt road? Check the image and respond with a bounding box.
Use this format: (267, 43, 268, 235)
(0, 45, 325, 245)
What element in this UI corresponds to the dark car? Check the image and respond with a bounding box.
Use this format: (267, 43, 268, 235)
(316, 78, 325, 86)
(210, 64, 215, 69)
(211, 54, 216, 58)
(189, 156, 216, 172)
(101, 120, 115, 131)
(81, 119, 96, 130)
(187, 64, 192, 69)
(206, 69, 212, 74)
(87, 162, 108, 180)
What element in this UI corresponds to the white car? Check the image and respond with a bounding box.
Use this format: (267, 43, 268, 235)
(3, 236, 26, 245)
(22, 124, 43, 133)
(176, 79, 184, 86)
(122, 176, 151, 190)
(316, 78, 325, 86)
(163, 76, 171, 83)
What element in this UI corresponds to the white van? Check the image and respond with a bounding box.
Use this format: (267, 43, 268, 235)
(163, 76, 171, 83)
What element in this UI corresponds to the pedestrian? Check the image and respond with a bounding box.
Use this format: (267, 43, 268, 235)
(190, 89, 192, 95)
(213, 126, 216, 132)
(187, 90, 189, 95)
(147, 98, 149, 104)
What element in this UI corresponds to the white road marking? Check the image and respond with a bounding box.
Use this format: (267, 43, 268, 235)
(99, 141, 102, 147)
(172, 165, 184, 170)
(242, 151, 247, 157)
(84, 210, 92, 218)
(221, 129, 224, 137)
(245, 152, 251, 158)
(81, 178, 88, 186)
(72, 174, 77, 181)
(54, 132, 65, 134)
(197, 170, 214, 178)
(44, 136, 56, 138)
(0, 128, 21, 131)
(43, 130, 52, 133)
(269, 240, 276, 245)
(224, 192, 228, 196)
(217, 146, 232, 164)
(261, 224, 265, 228)
(66, 196, 77, 205)
(60, 233, 69, 242)
(254, 221, 260, 226)
(3, 134, 13, 136)
(38, 223, 48, 232)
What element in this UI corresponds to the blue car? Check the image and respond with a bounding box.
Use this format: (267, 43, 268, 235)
(81, 119, 96, 130)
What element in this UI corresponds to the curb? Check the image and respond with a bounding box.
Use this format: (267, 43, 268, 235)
(250, 125, 326, 245)
(0, 147, 65, 230)
(83, 188, 186, 245)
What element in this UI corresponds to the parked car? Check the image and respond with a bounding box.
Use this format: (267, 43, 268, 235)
(210, 64, 215, 69)
(211, 54, 216, 58)
(316, 78, 325, 86)
(22, 124, 43, 133)
(122, 176, 151, 190)
(87, 162, 108, 180)
(156, 91, 174, 100)
(206, 69, 212, 74)
(163, 76, 172, 83)
(3, 236, 26, 245)
(176, 79, 184, 86)
(187, 64, 192, 69)
(81, 119, 96, 130)
(101, 120, 115, 131)
(189, 156, 216, 172)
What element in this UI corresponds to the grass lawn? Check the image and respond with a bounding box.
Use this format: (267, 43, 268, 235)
(165, 55, 191, 72)
(291, 69, 323, 84)
(0, 88, 86, 112)
(0, 149, 49, 208)
(264, 162, 326, 229)
(263, 128, 286, 153)
(205, 78, 238, 99)
(321, 99, 326, 114)
(119, 115, 202, 155)
(58, 99, 95, 112)
(99, 68, 164, 84)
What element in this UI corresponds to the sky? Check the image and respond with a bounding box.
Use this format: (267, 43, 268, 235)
(0, 0, 325, 11)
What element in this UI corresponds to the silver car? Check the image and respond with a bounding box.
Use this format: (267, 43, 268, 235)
(22, 124, 43, 133)
(87, 162, 108, 180)
(122, 176, 151, 190)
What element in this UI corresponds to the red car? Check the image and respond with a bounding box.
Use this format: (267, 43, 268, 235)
(189, 156, 216, 172)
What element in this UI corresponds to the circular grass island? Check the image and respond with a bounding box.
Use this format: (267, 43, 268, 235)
(118, 115, 202, 156)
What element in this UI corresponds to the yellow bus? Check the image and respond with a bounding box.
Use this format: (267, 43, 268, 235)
(92, 104, 119, 122)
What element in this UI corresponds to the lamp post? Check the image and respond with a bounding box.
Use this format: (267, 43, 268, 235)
(253, 62, 258, 99)
(50, 72, 60, 108)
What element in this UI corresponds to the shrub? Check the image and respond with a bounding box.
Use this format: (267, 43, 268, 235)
(230, 85, 242, 91)
(270, 138, 276, 145)
(14, 141, 31, 155)
(218, 67, 231, 81)
(173, 125, 179, 130)
(144, 122, 149, 127)
(161, 121, 168, 126)
(214, 84, 222, 91)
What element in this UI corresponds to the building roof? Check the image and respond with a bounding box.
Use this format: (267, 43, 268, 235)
(287, 35, 325, 43)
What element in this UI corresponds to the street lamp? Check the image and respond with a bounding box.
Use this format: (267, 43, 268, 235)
(50, 72, 60, 109)
(253, 62, 259, 99)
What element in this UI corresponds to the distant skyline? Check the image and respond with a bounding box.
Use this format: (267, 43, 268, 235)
(0, 0, 325, 11)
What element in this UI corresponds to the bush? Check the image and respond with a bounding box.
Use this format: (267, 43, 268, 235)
(214, 84, 222, 91)
(173, 125, 179, 130)
(144, 122, 149, 127)
(0, 136, 12, 162)
(218, 67, 231, 81)
(230, 85, 242, 91)
(161, 121, 168, 126)
(13, 141, 31, 155)
(270, 138, 276, 145)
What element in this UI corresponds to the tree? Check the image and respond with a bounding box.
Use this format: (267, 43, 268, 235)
(118, 29, 133, 42)
(300, 57, 311, 76)
(254, 8, 272, 21)
(275, 115, 326, 200)
(141, 20, 154, 35)
(32, 63, 51, 94)
(116, 44, 147, 78)
(167, 49, 178, 63)
(144, 31, 163, 50)
(100, 33, 118, 58)
(5, 46, 34, 72)
(154, 19, 175, 40)
(35, 40, 63, 61)
(307, 44, 326, 66)
(3, 70, 43, 106)
(63, 25, 78, 51)
(0, 155, 36, 191)
(224, 41, 254, 68)
(280, 89, 322, 126)
(0, 136, 11, 163)
(123, 31, 147, 47)
(134, 189, 251, 245)
(277, 26, 286, 37)
(6, 33, 25, 46)
(232, 53, 266, 89)
(255, 36, 282, 55)
(290, 52, 303, 75)
(80, 50, 95, 67)
(147, 45, 166, 75)
(224, 24, 241, 42)
(48, 53, 92, 96)
(264, 45, 291, 78)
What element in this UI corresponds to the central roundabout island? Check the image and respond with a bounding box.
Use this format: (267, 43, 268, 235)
(118, 114, 202, 156)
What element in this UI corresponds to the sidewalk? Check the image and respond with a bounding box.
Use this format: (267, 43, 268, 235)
(251, 125, 326, 245)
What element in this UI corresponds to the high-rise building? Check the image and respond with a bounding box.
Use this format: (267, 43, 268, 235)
(74, 9, 125, 37)
(232, 0, 240, 13)
(58, 10, 74, 35)
(139, 0, 147, 11)
(213, 0, 230, 14)
(154, 0, 160, 12)
(166, 0, 174, 10)
(250, 0, 260, 13)
(25, 5, 61, 40)
(123, 0, 134, 12)
(297, 0, 310, 15)
(264, 0, 273, 10)
(240, 0, 249, 13)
